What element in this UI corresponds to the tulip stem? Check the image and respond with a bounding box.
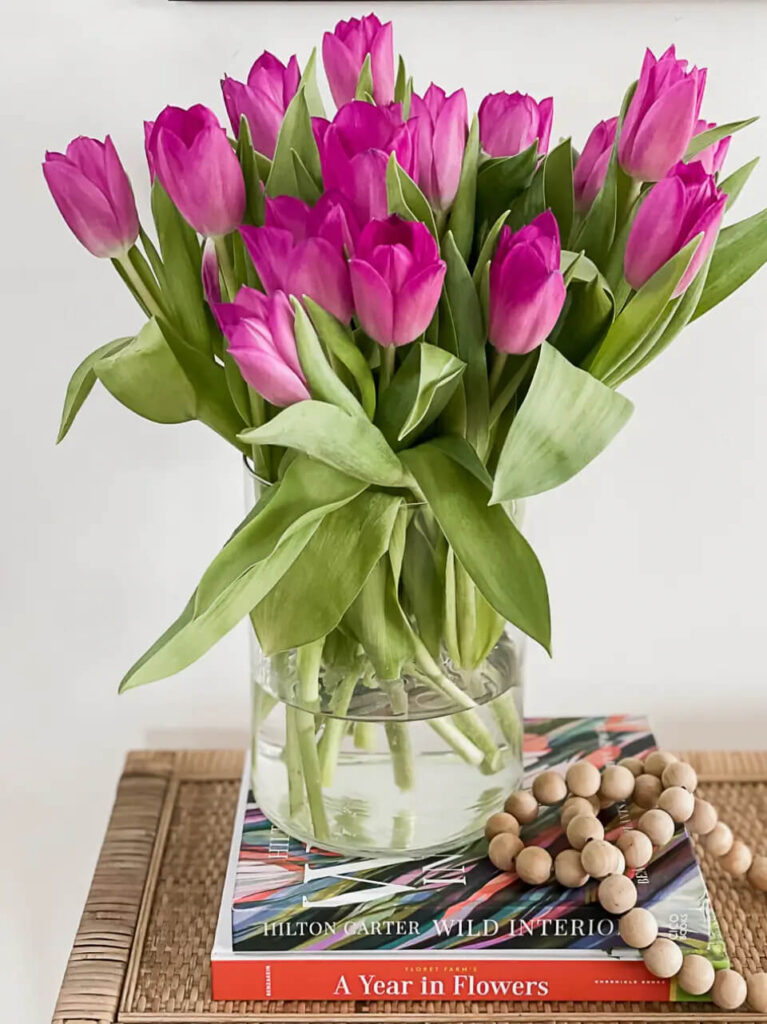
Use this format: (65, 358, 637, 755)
(214, 236, 238, 302)
(488, 351, 508, 397)
(115, 253, 163, 320)
(380, 346, 396, 392)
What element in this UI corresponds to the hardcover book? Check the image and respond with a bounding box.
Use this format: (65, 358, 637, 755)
(212, 715, 727, 1002)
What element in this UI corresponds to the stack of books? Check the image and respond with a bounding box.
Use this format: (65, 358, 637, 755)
(212, 715, 726, 1002)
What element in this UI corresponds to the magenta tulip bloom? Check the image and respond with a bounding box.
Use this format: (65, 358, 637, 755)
(221, 52, 300, 158)
(349, 216, 446, 347)
(618, 46, 706, 182)
(624, 160, 725, 297)
(322, 13, 394, 108)
(573, 117, 618, 212)
(240, 193, 355, 322)
(215, 288, 309, 407)
(689, 119, 731, 175)
(145, 104, 245, 236)
(43, 136, 139, 258)
(478, 92, 553, 158)
(313, 101, 416, 224)
(410, 84, 468, 210)
(488, 211, 566, 355)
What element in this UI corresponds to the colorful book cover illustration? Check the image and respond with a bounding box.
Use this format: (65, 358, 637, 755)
(212, 715, 727, 1002)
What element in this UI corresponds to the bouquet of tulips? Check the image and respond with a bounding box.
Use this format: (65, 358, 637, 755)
(47, 14, 766, 797)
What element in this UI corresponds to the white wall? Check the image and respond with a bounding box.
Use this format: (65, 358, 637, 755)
(2, 1, 766, 1019)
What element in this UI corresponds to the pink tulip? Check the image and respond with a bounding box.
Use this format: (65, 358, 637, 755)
(689, 118, 731, 175)
(43, 136, 139, 258)
(313, 101, 417, 224)
(214, 287, 309, 406)
(488, 211, 566, 355)
(322, 13, 394, 108)
(573, 117, 618, 212)
(624, 160, 726, 296)
(240, 193, 355, 322)
(201, 238, 221, 308)
(410, 84, 468, 210)
(618, 46, 706, 182)
(221, 52, 300, 158)
(349, 216, 446, 347)
(478, 92, 553, 158)
(145, 104, 245, 236)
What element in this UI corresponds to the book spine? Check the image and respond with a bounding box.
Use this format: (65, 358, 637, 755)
(211, 957, 672, 1002)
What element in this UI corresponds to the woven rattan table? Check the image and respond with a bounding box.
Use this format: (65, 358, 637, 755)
(52, 749, 767, 1024)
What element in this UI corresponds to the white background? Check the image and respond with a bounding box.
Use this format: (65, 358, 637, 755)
(1, 1, 766, 1020)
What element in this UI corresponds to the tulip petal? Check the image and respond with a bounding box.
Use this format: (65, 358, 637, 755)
(369, 19, 395, 105)
(229, 343, 310, 406)
(322, 32, 360, 108)
(43, 158, 124, 257)
(350, 258, 395, 345)
(392, 263, 447, 345)
(286, 238, 354, 323)
(624, 176, 687, 289)
(239, 225, 295, 293)
(629, 76, 700, 181)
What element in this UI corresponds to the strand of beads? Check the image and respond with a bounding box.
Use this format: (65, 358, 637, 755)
(486, 751, 767, 1013)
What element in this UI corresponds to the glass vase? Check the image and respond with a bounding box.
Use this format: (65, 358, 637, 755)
(245, 459, 525, 857)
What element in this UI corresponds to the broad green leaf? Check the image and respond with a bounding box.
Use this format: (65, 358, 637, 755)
(304, 298, 376, 419)
(251, 491, 402, 653)
(427, 434, 493, 489)
(719, 157, 759, 212)
(386, 155, 438, 238)
(587, 236, 700, 383)
(401, 520, 444, 659)
(692, 207, 767, 320)
(401, 441, 551, 652)
(291, 149, 322, 203)
(375, 343, 465, 449)
(291, 300, 362, 416)
(685, 117, 758, 160)
(239, 400, 411, 488)
(57, 337, 131, 442)
(491, 342, 633, 502)
(236, 116, 266, 226)
(544, 138, 575, 246)
(472, 208, 509, 288)
(355, 53, 374, 100)
(506, 162, 545, 233)
(476, 142, 538, 233)
(445, 550, 504, 669)
(95, 319, 197, 424)
(343, 557, 415, 679)
(267, 88, 322, 198)
(447, 115, 479, 261)
(554, 274, 615, 368)
(300, 47, 326, 118)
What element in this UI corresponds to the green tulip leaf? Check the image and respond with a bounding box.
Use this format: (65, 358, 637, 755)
(342, 556, 415, 680)
(300, 47, 326, 118)
(400, 440, 551, 653)
(685, 117, 758, 160)
(236, 116, 266, 226)
(719, 157, 759, 212)
(491, 342, 633, 502)
(291, 149, 322, 203)
(267, 87, 322, 199)
(692, 206, 767, 320)
(57, 336, 132, 442)
(447, 115, 480, 261)
(303, 298, 376, 419)
(476, 142, 538, 232)
(291, 300, 363, 417)
(355, 53, 375, 101)
(239, 400, 412, 488)
(543, 138, 575, 245)
(472, 208, 510, 288)
(386, 155, 438, 239)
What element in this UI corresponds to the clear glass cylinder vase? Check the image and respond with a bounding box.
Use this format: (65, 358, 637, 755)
(245, 459, 525, 857)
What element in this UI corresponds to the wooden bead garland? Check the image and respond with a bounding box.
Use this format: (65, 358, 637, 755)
(485, 750, 766, 1012)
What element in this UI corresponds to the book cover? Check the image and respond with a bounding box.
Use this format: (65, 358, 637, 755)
(212, 715, 727, 1002)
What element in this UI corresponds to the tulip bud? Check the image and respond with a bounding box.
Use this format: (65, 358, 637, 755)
(624, 160, 726, 297)
(313, 101, 417, 224)
(478, 92, 553, 158)
(221, 51, 300, 158)
(43, 136, 139, 258)
(214, 288, 309, 407)
(322, 13, 394, 108)
(145, 104, 246, 236)
(488, 211, 566, 355)
(240, 193, 355, 323)
(689, 119, 731, 176)
(618, 45, 706, 182)
(410, 84, 468, 210)
(573, 117, 618, 212)
(349, 216, 446, 347)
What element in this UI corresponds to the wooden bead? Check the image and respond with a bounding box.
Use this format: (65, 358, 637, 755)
(599, 765, 636, 803)
(638, 808, 675, 847)
(515, 846, 552, 885)
(661, 761, 697, 792)
(634, 773, 662, 809)
(617, 829, 654, 869)
(580, 840, 617, 879)
(685, 797, 718, 836)
(703, 822, 733, 858)
(561, 797, 596, 829)
(488, 832, 524, 871)
(504, 790, 539, 824)
(644, 750, 677, 777)
(618, 756, 644, 777)
(566, 814, 605, 850)
(532, 770, 568, 805)
(677, 954, 715, 995)
(618, 907, 658, 949)
(598, 873, 637, 914)
(747, 972, 767, 1013)
(554, 848, 590, 888)
(484, 811, 521, 841)
(747, 854, 767, 892)
(720, 839, 753, 877)
(711, 969, 747, 1010)
(642, 937, 683, 979)
(613, 847, 626, 875)
(657, 786, 695, 823)
(565, 761, 601, 798)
